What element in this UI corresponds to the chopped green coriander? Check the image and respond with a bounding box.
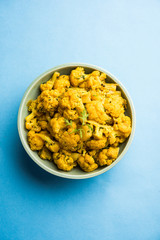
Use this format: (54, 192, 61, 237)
(79, 109, 89, 125)
(64, 119, 72, 126)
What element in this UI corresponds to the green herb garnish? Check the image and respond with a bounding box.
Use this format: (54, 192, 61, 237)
(86, 124, 93, 131)
(65, 119, 72, 126)
(79, 109, 89, 125)
(69, 128, 84, 138)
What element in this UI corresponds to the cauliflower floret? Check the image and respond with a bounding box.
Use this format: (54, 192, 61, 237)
(81, 124, 93, 141)
(27, 99, 42, 117)
(38, 146, 52, 160)
(86, 137, 107, 150)
(108, 130, 117, 145)
(58, 131, 80, 151)
(107, 147, 119, 159)
(74, 88, 91, 103)
(54, 75, 70, 91)
(53, 152, 76, 171)
(40, 72, 60, 91)
(101, 83, 117, 92)
(97, 149, 111, 166)
(50, 119, 77, 142)
(70, 67, 88, 87)
(104, 93, 126, 118)
(38, 131, 60, 152)
(25, 100, 43, 131)
(99, 72, 107, 81)
(27, 130, 44, 151)
(81, 91, 91, 103)
(25, 117, 41, 132)
(108, 129, 126, 146)
(63, 109, 79, 120)
(70, 152, 81, 161)
(114, 113, 131, 137)
(27, 100, 37, 111)
(86, 101, 112, 124)
(60, 88, 84, 108)
(87, 120, 113, 138)
(79, 71, 106, 89)
(76, 142, 85, 154)
(77, 154, 98, 172)
(59, 88, 85, 115)
(38, 120, 48, 130)
(97, 147, 119, 166)
(49, 116, 66, 134)
(36, 89, 60, 114)
(37, 114, 48, 130)
(25, 112, 35, 126)
(93, 126, 104, 140)
(90, 90, 105, 101)
(88, 150, 97, 157)
(85, 71, 102, 89)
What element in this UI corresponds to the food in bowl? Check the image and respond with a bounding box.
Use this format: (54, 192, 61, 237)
(25, 67, 132, 172)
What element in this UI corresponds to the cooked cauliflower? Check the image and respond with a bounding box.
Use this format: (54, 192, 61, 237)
(58, 131, 80, 151)
(81, 124, 93, 141)
(90, 90, 105, 101)
(27, 130, 44, 151)
(63, 109, 79, 120)
(38, 146, 52, 160)
(38, 131, 60, 152)
(85, 71, 102, 89)
(25, 100, 42, 131)
(113, 113, 131, 137)
(70, 152, 81, 161)
(86, 137, 107, 150)
(77, 154, 98, 172)
(86, 101, 112, 124)
(79, 71, 107, 89)
(104, 92, 126, 118)
(107, 147, 119, 159)
(40, 72, 60, 91)
(38, 120, 48, 130)
(70, 67, 88, 86)
(97, 147, 119, 166)
(93, 126, 104, 139)
(59, 88, 84, 114)
(25, 68, 132, 172)
(54, 75, 70, 91)
(49, 116, 66, 134)
(53, 151, 76, 171)
(37, 89, 60, 115)
(25, 117, 41, 132)
(101, 83, 117, 92)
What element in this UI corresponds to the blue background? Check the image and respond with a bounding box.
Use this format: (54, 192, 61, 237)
(0, 0, 160, 239)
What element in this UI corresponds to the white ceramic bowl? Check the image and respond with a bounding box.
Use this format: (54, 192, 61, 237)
(18, 63, 136, 179)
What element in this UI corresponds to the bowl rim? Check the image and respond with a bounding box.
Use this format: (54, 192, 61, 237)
(17, 62, 136, 179)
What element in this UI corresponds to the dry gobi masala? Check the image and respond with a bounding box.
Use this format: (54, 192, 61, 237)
(25, 67, 132, 172)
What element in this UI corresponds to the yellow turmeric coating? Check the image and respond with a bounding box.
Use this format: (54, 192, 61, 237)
(53, 151, 77, 171)
(27, 131, 44, 151)
(77, 154, 98, 172)
(97, 147, 119, 166)
(38, 146, 52, 161)
(25, 67, 132, 172)
(40, 72, 60, 91)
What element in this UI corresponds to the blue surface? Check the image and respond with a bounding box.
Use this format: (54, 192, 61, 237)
(0, 0, 160, 239)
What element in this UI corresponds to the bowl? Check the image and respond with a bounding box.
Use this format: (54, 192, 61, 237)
(18, 63, 136, 179)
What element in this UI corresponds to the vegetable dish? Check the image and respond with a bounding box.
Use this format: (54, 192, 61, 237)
(25, 67, 131, 172)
